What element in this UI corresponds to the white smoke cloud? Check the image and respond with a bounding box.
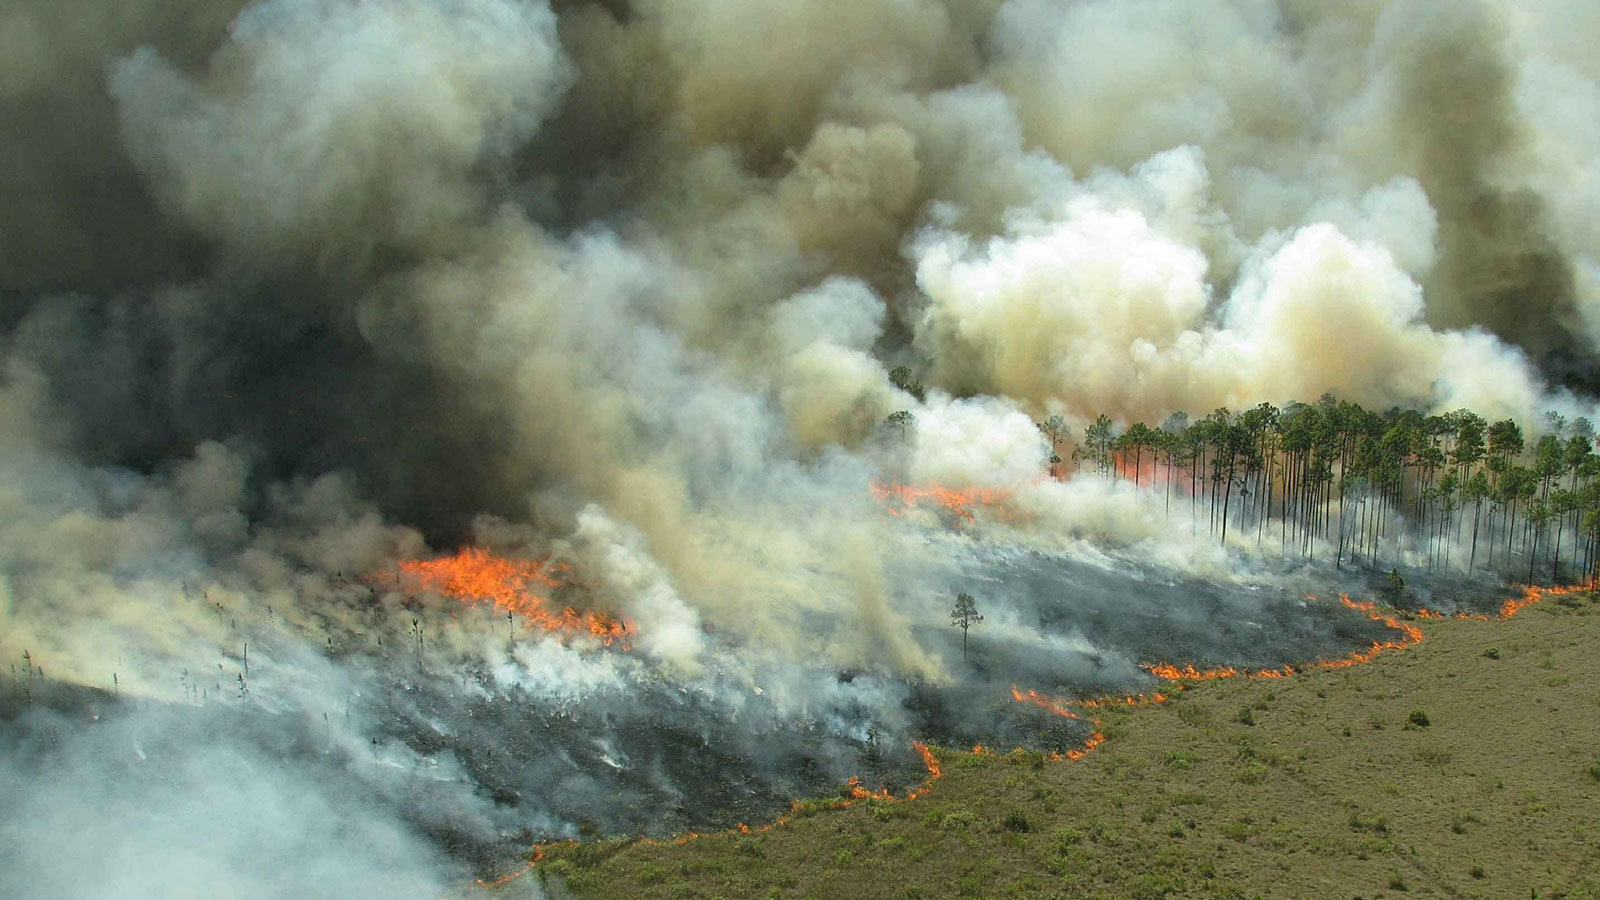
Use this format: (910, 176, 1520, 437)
(0, 710, 457, 900)
(914, 177, 1577, 427)
(571, 504, 706, 677)
(909, 394, 1048, 489)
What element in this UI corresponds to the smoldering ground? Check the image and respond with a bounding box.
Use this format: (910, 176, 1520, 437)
(6, 0, 1600, 895)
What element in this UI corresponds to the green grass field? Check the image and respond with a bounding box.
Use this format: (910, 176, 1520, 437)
(526, 591, 1600, 900)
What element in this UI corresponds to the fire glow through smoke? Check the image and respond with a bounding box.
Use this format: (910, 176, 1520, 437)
(870, 480, 1014, 522)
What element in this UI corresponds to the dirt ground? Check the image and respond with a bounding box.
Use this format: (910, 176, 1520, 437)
(525, 590, 1600, 900)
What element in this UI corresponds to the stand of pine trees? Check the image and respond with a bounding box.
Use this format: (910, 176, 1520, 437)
(1052, 396, 1600, 585)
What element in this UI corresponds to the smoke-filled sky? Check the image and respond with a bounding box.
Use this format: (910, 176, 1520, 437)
(4, 1, 1600, 897)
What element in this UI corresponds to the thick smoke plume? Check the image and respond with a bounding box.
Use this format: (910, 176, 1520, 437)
(5, 0, 1600, 895)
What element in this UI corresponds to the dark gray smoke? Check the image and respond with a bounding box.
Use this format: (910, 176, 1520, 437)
(5, 0, 1600, 895)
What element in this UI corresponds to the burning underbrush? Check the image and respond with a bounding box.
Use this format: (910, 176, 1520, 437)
(0, 529, 1574, 898)
(347, 540, 1462, 869)
(1, 506, 1558, 892)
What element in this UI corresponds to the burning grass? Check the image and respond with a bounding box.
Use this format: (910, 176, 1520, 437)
(397, 548, 631, 646)
(1142, 593, 1425, 683)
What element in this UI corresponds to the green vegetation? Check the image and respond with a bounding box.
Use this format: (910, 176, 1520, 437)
(523, 593, 1600, 900)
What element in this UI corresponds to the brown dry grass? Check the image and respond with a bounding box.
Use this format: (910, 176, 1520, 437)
(522, 591, 1600, 900)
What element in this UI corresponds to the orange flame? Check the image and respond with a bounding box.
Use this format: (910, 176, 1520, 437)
(473, 861, 534, 890)
(398, 548, 631, 646)
(610, 738, 945, 864)
(870, 480, 1011, 522)
(1007, 685, 1162, 764)
(1074, 691, 1169, 708)
(1143, 662, 1293, 680)
(1410, 583, 1585, 622)
(910, 741, 941, 787)
(846, 776, 895, 801)
(1062, 728, 1107, 762)
(1010, 686, 1083, 719)
(1499, 583, 1583, 618)
(1144, 593, 1423, 682)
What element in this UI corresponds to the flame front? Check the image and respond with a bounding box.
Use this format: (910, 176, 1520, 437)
(398, 548, 631, 646)
(1007, 685, 1165, 763)
(1010, 686, 1084, 719)
(1499, 583, 1583, 618)
(910, 741, 941, 791)
(523, 584, 1584, 887)
(870, 480, 1011, 522)
(1143, 593, 1425, 682)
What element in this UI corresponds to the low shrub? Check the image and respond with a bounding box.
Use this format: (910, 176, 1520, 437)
(1000, 809, 1032, 833)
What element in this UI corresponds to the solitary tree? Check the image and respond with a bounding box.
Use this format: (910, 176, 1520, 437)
(951, 592, 983, 662)
(884, 409, 916, 441)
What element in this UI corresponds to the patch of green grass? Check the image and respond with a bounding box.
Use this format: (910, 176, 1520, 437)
(1236, 761, 1269, 785)
(867, 801, 903, 821)
(952, 752, 996, 771)
(788, 795, 849, 818)
(939, 808, 978, 832)
(1349, 812, 1390, 835)
(1221, 818, 1256, 843)
(1414, 746, 1453, 767)
(1000, 809, 1032, 833)
(1129, 872, 1185, 900)
(1004, 748, 1047, 768)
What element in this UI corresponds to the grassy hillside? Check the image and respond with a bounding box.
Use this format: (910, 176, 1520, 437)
(526, 591, 1600, 900)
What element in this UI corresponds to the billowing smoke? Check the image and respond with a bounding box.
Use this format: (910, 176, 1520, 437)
(5, 0, 1600, 895)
